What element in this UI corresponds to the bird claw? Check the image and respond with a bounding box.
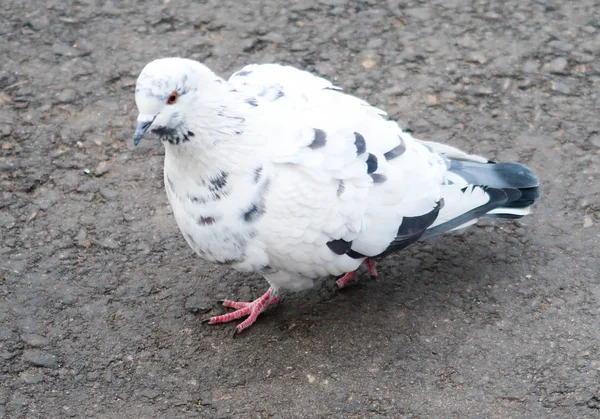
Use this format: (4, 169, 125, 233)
(205, 288, 280, 334)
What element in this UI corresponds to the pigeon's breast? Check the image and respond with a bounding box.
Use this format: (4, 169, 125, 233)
(163, 165, 269, 269)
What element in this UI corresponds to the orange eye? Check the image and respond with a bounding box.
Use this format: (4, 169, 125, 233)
(167, 92, 179, 104)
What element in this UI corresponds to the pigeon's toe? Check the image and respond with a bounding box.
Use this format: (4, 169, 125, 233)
(207, 287, 280, 334)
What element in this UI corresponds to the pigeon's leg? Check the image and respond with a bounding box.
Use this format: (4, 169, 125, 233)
(336, 258, 378, 288)
(336, 271, 356, 288)
(365, 258, 378, 280)
(207, 287, 280, 334)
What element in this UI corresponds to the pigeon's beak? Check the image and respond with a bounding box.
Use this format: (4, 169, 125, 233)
(133, 115, 155, 146)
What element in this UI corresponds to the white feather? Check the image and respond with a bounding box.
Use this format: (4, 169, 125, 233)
(418, 140, 488, 163)
(487, 207, 531, 217)
(430, 185, 490, 228)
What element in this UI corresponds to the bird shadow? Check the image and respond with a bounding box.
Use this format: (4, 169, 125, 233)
(193, 224, 541, 344)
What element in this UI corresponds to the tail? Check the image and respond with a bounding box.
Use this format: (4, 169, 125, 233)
(420, 141, 541, 240)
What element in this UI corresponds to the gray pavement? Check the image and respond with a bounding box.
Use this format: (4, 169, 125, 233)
(1, 0, 599, 417)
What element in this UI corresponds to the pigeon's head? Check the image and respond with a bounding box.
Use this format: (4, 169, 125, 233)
(133, 57, 218, 146)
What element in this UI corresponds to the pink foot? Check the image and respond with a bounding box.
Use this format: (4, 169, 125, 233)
(336, 258, 378, 288)
(206, 287, 280, 334)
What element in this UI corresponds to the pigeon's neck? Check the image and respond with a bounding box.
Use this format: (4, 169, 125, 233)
(164, 141, 253, 180)
(163, 125, 263, 192)
(163, 82, 265, 184)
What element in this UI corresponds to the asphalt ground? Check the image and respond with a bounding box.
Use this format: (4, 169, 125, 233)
(1, 0, 599, 417)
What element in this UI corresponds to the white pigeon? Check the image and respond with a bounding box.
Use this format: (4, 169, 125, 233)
(133, 58, 540, 334)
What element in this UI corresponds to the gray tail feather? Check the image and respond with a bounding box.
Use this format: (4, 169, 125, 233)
(421, 160, 541, 240)
(448, 160, 541, 215)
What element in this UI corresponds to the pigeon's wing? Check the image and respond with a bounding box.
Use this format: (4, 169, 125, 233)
(229, 65, 447, 278)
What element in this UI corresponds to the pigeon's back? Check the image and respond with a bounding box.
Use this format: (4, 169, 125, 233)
(228, 64, 448, 281)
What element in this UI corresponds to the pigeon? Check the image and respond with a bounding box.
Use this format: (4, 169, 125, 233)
(133, 58, 540, 334)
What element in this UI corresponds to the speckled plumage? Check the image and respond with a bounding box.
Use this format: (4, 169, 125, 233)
(133, 57, 540, 333)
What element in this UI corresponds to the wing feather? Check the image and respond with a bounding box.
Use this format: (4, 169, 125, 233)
(230, 64, 445, 277)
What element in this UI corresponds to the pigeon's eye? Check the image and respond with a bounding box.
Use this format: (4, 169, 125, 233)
(167, 92, 179, 105)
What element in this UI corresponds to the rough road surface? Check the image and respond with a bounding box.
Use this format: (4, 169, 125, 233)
(1, 0, 599, 417)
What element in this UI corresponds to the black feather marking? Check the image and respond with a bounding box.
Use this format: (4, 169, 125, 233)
(309, 129, 327, 149)
(402, 127, 414, 133)
(346, 249, 366, 259)
(197, 216, 216, 226)
(337, 180, 345, 197)
(187, 130, 195, 137)
(326, 239, 353, 255)
(235, 69, 252, 77)
(207, 171, 230, 200)
(384, 139, 406, 160)
(379, 200, 443, 256)
(187, 193, 207, 205)
(254, 166, 263, 183)
(366, 154, 378, 174)
(209, 171, 228, 191)
(153, 126, 180, 144)
(246, 98, 258, 107)
(242, 179, 269, 223)
(354, 132, 366, 155)
(243, 202, 265, 223)
(370, 174, 387, 183)
(396, 201, 442, 241)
